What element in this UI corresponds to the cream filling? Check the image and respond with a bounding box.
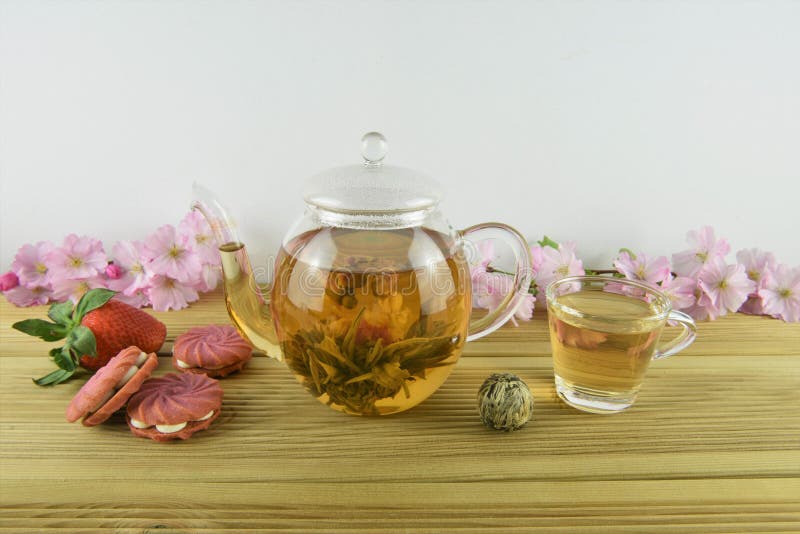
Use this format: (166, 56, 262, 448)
(89, 362, 140, 413)
(155, 422, 187, 434)
(130, 410, 216, 432)
(114, 366, 138, 389)
(87, 354, 149, 416)
(176, 359, 225, 370)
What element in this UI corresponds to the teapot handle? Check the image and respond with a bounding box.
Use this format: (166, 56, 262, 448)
(460, 223, 533, 342)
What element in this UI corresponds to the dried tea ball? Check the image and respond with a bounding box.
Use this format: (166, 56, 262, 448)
(477, 373, 534, 431)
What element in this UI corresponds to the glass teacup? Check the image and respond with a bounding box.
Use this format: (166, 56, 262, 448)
(546, 276, 697, 414)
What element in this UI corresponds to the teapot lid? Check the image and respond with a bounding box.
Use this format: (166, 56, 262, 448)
(303, 132, 443, 213)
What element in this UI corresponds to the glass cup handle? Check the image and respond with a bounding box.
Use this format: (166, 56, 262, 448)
(653, 310, 697, 360)
(460, 222, 533, 342)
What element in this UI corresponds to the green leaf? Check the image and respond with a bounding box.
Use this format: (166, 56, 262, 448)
(68, 325, 97, 356)
(47, 301, 75, 325)
(52, 347, 76, 372)
(74, 288, 115, 320)
(33, 368, 75, 386)
(537, 235, 560, 249)
(12, 319, 66, 342)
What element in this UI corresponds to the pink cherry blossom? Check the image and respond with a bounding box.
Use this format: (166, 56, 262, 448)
(759, 264, 800, 322)
(738, 296, 766, 316)
(735, 248, 776, 316)
(533, 241, 584, 298)
(46, 235, 107, 281)
(192, 263, 221, 293)
(512, 293, 535, 325)
(530, 245, 544, 274)
(659, 275, 696, 310)
(672, 226, 730, 278)
(113, 288, 150, 308)
(472, 270, 535, 325)
(736, 248, 776, 289)
(105, 263, 123, 280)
(472, 271, 512, 311)
(614, 251, 671, 286)
(143, 225, 202, 284)
(682, 284, 717, 321)
(147, 275, 199, 311)
(0, 271, 19, 291)
(697, 257, 755, 317)
(12, 241, 55, 287)
(3, 285, 52, 307)
(108, 240, 150, 295)
(178, 211, 220, 265)
(51, 276, 108, 304)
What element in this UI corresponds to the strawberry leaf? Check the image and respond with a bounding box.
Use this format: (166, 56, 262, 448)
(47, 301, 74, 325)
(33, 368, 75, 386)
(74, 288, 116, 320)
(51, 347, 76, 372)
(68, 325, 97, 357)
(12, 319, 66, 342)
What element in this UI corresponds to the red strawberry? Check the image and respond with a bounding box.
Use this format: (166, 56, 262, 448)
(79, 300, 166, 371)
(12, 289, 167, 385)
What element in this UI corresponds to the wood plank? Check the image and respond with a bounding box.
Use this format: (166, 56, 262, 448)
(1, 292, 799, 531)
(1, 480, 799, 532)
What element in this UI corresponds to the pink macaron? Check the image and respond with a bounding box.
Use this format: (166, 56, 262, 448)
(66, 346, 159, 427)
(126, 373, 223, 442)
(172, 324, 253, 378)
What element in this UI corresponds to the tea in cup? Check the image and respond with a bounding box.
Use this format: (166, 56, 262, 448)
(546, 276, 696, 414)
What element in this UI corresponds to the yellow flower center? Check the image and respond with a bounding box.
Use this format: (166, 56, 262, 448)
(168, 246, 182, 259)
(718, 280, 728, 290)
(557, 265, 569, 276)
(196, 234, 208, 244)
(70, 257, 83, 268)
(35, 263, 47, 274)
(131, 264, 143, 274)
(748, 270, 760, 281)
(779, 288, 792, 298)
(696, 252, 708, 263)
(164, 278, 175, 288)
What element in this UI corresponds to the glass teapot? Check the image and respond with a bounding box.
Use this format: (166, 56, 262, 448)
(193, 132, 532, 415)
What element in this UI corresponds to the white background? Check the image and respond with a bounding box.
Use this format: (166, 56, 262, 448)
(2, 0, 798, 273)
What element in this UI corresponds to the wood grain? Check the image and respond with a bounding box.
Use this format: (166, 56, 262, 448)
(1, 291, 799, 532)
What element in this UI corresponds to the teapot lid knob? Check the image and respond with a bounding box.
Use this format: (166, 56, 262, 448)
(361, 132, 388, 166)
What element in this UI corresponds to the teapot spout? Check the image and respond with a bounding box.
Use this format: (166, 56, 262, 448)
(191, 183, 282, 360)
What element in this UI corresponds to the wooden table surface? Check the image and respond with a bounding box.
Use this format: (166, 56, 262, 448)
(1, 290, 799, 533)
